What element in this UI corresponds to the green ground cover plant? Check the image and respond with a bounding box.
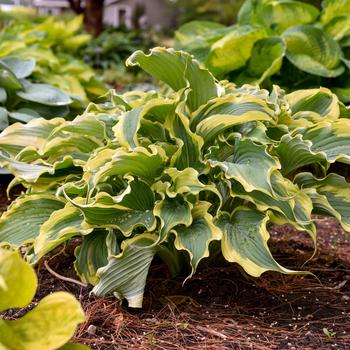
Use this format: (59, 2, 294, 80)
(0, 48, 350, 308)
(0, 248, 87, 350)
(175, 0, 350, 102)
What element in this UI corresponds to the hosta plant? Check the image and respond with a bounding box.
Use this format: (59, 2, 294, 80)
(175, 0, 350, 102)
(0, 55, 72, 131)
(1, 48, 350, 308)
(0, 248, 87, 350)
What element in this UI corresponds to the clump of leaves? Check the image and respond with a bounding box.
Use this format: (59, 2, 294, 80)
(0, 15, 107, 105)
(175, 0, 350, 102)
(0, 55, 72, 131)
(0, 48, 350, 308)
(0, 249, 87, 350)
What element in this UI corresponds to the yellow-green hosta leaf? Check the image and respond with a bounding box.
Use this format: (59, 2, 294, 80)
(114, 99, 176, 150)
(0, 292, 85, 350)
(209, 139, 281, 196)
(0, 195, 65, 247)
(286, 88, 340, 121)
(32, 204, 92, 262)
(93, 233, 158, 308)
(126, 47, 218, 112)
(295, 119, 350, 164)
(229, 172, 316, 240)
(172, 201, 222, 280)
(321, 0, 350, 24)
(218, 208, 304, 277)
(206, 25, 267, 76)
(274, 134, 326, 176)
(0, 249, 37, 312)
(93, 146, 166, 185)
(154, 197, 192, 243)
(0, 118, 64, 156)
(295, 172, 350, 232)
(71, 179, 156, 235)
(167, 103, 204, 170)
(192, 94, 274, 142)
(75, 230, 112, 285)
(282, 25, 344, 78)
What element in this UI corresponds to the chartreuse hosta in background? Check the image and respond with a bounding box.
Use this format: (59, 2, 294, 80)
(0, 15, 107, 106)
(0, 249, 87, 350)
(1, 48, 350, 308)
(175, 0, 350, 102)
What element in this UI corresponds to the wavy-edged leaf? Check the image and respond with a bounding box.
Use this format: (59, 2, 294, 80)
(282, 25, 344, 78)
(295, 172, 350, 232)
(295, 119, 350, 164)
(154, 196, 192, 243)
(93, 146, 166, 185)
(274, 134, 326, 176)
(0, 249, 37, 312)
(32, 204, 91, 262)
(218, 208, 305, 277)
(93, 233, 157, 308)
(209, 138, 281, 196)
(229, 172, 316, 239)
(0, 118, 64, 156)
(0, 195, 65, 247)
(192, 94, 274, 142)
(0, 292, 85, 350)
(126, 47, 218, 111)
(173, 201, 222, 280)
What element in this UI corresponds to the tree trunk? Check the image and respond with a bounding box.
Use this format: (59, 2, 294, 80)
(67, 0, 104, 36)
(84, 0, 105, 36)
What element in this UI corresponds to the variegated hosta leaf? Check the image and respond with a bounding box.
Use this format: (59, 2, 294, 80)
(286, 88, 341, 121)
(126, 47, 219, 112)
(167, 101, 204, 170)
(191, 93, 275, 142)
(93, 233, 158, 308)
(0, 195, 65, 247)
(295, 172, 350, 232)
(154, 196, 192, 243)
(32, 204, 92, 262)
(0, 118, 64, 156)
(294, 119, 350, 164)
(92, 146, 166, 185)
(209, 138, 281, 196)
(75, 229, 113, 285)
(218, 208, 304, 277)
(274, 134, 326, 176)
(71, 178, 156, 235)
(0, 292, 85, 350)
(282, 25, 344, 78)
(0, 249, 37, 312)
(172, 201, 222, 280)
(229, 172, 316, 240)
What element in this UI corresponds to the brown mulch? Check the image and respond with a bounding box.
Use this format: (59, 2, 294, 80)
(1, 178, 350, 349)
